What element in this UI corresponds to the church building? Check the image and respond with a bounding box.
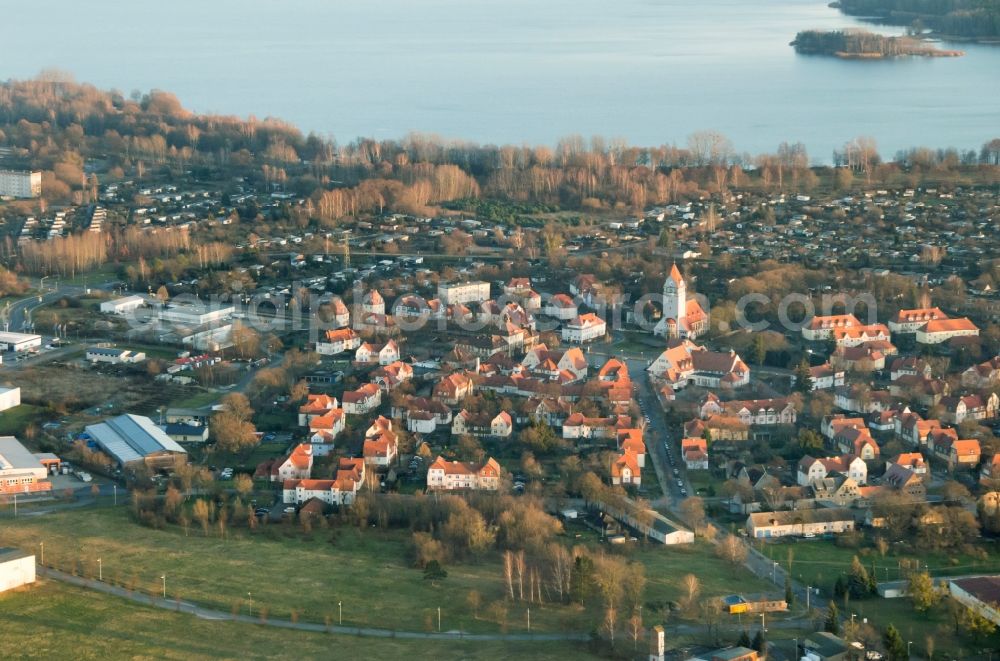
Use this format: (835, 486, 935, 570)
(653, 264, 709, 339)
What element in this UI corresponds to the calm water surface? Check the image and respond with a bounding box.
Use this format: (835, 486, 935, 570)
(3, 0, 999, 160)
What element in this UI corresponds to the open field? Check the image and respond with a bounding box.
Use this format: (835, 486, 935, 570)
(761, 538, 1000, 590)
(0, 582, 597, 660)
(639, 541, 775, 608)
(0, 404, 48, 436)
(0, 506, 776, 636)
(762, 538, 1000, 656)
(168, 388, 222, 410)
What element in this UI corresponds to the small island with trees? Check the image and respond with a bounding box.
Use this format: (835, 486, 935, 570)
(791, 28, 965, 58)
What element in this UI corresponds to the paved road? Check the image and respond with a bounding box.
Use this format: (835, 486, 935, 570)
(587, 340, 692, 505)
(3, 278, 117, 332)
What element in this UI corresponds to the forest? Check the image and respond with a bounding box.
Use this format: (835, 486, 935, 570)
(792, 29, 963, 57)
(835, 0, 1000, 39)
(0, 75, 998, 230)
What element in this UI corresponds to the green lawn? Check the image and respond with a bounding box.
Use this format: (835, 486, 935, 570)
(762, 538, 1000, 657)
(686, 471, 716, 497)
(0, 404, 49, 435)
(0, 507, 585, 635)
(0, 506, 779, 638)
(168, 389, 222, 410)
(762, 538, 1000, 591)
(636, 541, 776, 609)
(0, 580, 600, 660)
(844, 595, 1000, 659)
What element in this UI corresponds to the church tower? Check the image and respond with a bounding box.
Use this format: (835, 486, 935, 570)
(663, 263, 686, 326)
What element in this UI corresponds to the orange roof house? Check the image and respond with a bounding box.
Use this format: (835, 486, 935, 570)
(611, 450, 642, 486)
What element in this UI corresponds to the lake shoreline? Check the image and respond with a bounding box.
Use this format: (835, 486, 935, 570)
(792, 29, 965, 60)
(828, 1, 1000, 45)
(830, 49, 964, 59)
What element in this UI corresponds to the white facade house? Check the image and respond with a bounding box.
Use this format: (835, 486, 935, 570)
(916, 318, 980, 344)
(797, 455, 867, 486)
(561, 313, 606, 343)
(801, 314, 861, 341)
(317, 328, 362, 355)
(543, 294, 578, 321)
(889, 307, 949, 334)
(342, 383, 382, 415)
(100, 295, 147, 315)
(0, 170, 41, 198)
(0, 548, 36, 593)
(438, 281, 491, 305)
(426, 456, 501, 491)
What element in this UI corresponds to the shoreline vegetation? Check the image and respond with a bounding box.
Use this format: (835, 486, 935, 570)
(791, 28, 965, 58)
(830, 0, 1000, 42)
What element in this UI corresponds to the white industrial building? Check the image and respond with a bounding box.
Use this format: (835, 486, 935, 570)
(438, 281, 491, 305)
(0, 548, 36, 593)
(100, 295, 148, 315)
(85, 347, 146, 364)
(85, 414, 187, 470)
(180, 324, 234, 351)
(0, 332, 42, 352)
(160, 302, 234, 326)
(0, 387, 20, 412)
(0, 170, 42, 199)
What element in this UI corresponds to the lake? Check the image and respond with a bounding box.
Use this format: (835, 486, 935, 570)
(3, 0, 999, 162)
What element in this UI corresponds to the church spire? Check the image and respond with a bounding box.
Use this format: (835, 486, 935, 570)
(668, 263, 683, 284)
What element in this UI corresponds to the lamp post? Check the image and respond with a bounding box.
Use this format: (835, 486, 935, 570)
(39, 542, 44, 566)
(338, 600, 342, 625)
(806, 585, 811, 611)
(761, 612, 766, 633)
(527, 606, 531, 632)
(248, 592, 252, 618)
(793, 638, 798, 660)
(160, 575, 166, 599)
(438, 606, 442, 633)
(97, 558, 102, 582)
(907, 641, 912, 659)
(772, 561, 778, 582)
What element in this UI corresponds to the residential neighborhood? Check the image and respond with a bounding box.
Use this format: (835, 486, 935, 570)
(1, 71, 1000, 660)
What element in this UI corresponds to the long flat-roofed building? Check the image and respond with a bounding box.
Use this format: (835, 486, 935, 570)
(949, 576, 1000, 626)
(85, 414, 187, 469)
(100, 295, 148, 315)
(0, 332, 42, 352)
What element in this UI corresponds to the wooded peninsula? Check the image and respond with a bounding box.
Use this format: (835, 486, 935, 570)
(833, 0, 1000, 41)
(792, 29, 965, 58)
